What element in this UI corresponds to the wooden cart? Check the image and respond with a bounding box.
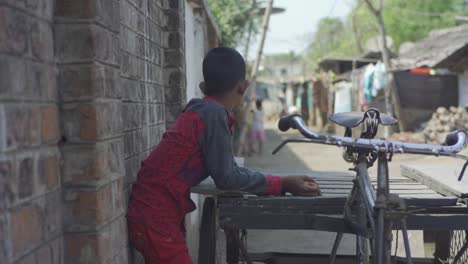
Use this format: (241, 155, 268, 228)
(192, 169, 468, 264)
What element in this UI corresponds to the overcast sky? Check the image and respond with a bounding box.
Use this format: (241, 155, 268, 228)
(246, 0, 353, 59)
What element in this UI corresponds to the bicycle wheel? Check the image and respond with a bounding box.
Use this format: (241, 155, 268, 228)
(449, 230, 468, 264)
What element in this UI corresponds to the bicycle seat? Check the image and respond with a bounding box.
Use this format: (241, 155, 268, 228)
(329, 108, 398, 128)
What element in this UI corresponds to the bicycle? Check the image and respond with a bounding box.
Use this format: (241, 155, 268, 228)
(273, 108, 468, 264)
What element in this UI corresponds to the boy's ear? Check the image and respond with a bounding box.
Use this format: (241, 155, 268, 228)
(238, 80, 250, 95)
(199, 81, 207, 95)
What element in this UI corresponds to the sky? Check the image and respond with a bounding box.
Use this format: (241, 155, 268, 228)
(246, 0, 353, 60)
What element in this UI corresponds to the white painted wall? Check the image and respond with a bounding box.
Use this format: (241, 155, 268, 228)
(459, 69, 468, 107)
(184, 3, 210, 262)
(185, 4, 205, 101)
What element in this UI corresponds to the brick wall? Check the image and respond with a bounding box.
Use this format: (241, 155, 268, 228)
(0, 0, 63, 263)
(0, 0, 186, 263)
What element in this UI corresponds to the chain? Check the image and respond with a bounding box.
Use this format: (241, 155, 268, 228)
(394, 230, 399, 262)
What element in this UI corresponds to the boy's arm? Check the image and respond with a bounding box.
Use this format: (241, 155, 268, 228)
(201, 110, 282, 196)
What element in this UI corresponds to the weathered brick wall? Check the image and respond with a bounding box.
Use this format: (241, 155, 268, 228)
(54, 0, 129, 262)
(0, 0, 186, 263)
(0, 0, 62, 263)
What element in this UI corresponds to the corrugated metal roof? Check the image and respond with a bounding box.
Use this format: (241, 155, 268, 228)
(394, 24, 468, 72)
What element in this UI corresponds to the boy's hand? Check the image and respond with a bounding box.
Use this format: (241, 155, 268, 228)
(281, 175, 321, 196)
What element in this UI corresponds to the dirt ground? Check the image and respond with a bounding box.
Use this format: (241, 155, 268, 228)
(238, 122, 428, 261)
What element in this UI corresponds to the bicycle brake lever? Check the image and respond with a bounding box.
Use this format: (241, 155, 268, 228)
(272, 141, 288, 155)
(458, 160, 468, 181)
(272, 138, 315, 155)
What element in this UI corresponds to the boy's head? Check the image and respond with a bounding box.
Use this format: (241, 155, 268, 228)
(255, 99, 262, 110)
(200, 47, 249, 107)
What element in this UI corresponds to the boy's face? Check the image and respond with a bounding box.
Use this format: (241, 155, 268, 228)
(233, 80, 250, 108)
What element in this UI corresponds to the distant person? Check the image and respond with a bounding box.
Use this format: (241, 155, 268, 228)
(249, 99, 266, 155)
(126, 47, 321, 264)
(301, 82, 310, 125)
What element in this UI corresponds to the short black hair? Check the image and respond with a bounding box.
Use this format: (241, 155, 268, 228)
(256, 99, 262, 109)
(202, 47, 246, 96)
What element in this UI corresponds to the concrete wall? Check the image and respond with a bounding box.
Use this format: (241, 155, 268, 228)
(459, 69, 468, 107)
(184, 2, 217, 261)
(0, 0, 186, 263)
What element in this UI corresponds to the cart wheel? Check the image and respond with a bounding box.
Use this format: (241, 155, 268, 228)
(198, 197, 216, 264)
(433, 231, 451, 264)
(432, 230, 468, 264)
(449, 230, 468, 264)
(225, 228, 240, 264)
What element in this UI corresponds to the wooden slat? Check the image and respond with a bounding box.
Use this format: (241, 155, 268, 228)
(401, 163, 466, 198)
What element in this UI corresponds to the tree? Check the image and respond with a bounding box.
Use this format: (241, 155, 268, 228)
(207, 0, 263, 47)
(363, 0, 400, 135)
(306, 17, 358, 68)
(306, 0, 468, 69)
(352, 0, 467, 52)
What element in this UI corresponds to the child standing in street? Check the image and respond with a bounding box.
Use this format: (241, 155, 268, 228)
(126, 47, 321, 264)
(249, 99, 266, 155)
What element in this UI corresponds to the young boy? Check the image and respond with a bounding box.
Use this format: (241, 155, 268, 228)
(249, 99, 266, 155)
(126, 47, 320, 263)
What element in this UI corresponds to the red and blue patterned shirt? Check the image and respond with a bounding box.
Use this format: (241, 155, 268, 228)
(127, 97, 282, 241)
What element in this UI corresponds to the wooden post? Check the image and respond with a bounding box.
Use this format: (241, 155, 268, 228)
(363, 0, 405, 135)
(236, 0, 274, 156)
(242, 0, 257, 59)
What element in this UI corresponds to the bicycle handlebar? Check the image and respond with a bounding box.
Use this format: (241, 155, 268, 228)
(278, 114, 468, 157)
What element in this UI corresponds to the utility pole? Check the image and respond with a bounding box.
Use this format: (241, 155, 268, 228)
(363, 0, 405, 135)
(243, 0, 257, 59)
(236, 0, 274, 156)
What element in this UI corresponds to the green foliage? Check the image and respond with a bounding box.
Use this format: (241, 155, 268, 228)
(365, 0, 465, 48)
(306, 17, 359, 68)
(207, 0, 262, 47)
(306, 0, 468, 69)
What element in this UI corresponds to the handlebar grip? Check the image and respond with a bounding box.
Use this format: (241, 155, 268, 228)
(278, 114, 301, 132)
(445, 130, 467, 146)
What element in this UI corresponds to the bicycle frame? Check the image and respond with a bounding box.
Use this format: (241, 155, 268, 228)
(274, 113, 468, 264)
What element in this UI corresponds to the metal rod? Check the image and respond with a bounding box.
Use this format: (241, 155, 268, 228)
(374, 153, 390, 264)
(356, 235, 364, 264)
(400, 219, 413, 264)
(374, 210, 384, 264)
(282, 115, 467, 156)
(356, 161, 376, 210)
(329, 233, 343, 264)
(236, 0, 274, 156)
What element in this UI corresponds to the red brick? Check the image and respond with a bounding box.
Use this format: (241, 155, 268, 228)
(62, 140, 124, 186)
(18, 157, 34, 199)
(41, 105, 60, 144)
(61, 102, 122, 143)
(16, 253, 35, 264)
(64, 185, 111, 229)
(5, 106, 42, 150)
(50, 237, 62, 264)
(10, 204, 44, 258)
(64, 178, 125, 232)
(0, 160, 12, 214)
(54, 0, 95, 18)
(30, 21, 53, 61)
(0, 7, 28, 55)
(0, 216, 6, 263)
(38, 153, 59, 192)
(64, 232, 110, 264)
(35, 244, 52, 264)
(78, 105, 98, 141)
(45, 157, 58, 191)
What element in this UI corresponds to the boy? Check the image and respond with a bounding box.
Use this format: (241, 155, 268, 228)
(127, 47, 321, 263)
